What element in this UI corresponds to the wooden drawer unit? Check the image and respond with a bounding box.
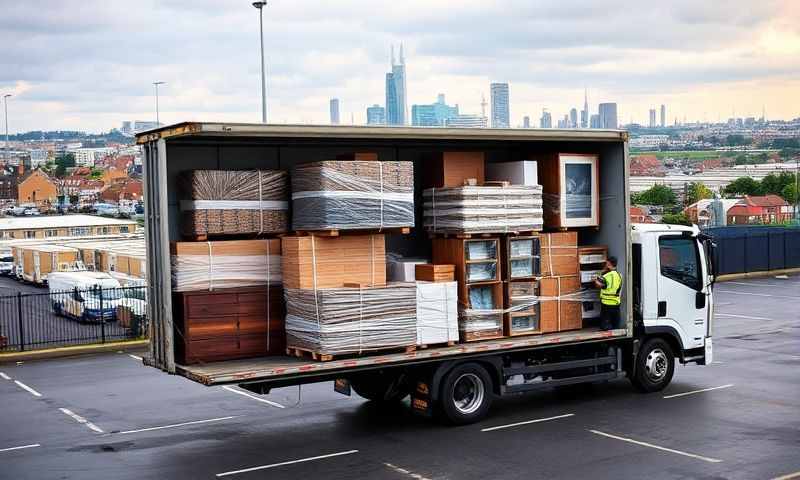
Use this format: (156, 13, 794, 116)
(173, 286, 285, 365)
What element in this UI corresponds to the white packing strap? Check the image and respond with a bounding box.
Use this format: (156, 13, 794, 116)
(379, 162, 384, 231)
(370, 234, 375, 285)
(179, 200, 288, 210)
(358, 284, 363, 354)
(258, 170, 263, 235)
(206, 241, 214, 291)
(311, 236, 321, 331)
(432, 187, 437, 232)
(291, 191, 413, 202)
(266, 239, 270, 351)
(502, 183, 508, 233)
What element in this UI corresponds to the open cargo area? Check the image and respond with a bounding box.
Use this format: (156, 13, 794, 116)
(139, 123, 632, 386)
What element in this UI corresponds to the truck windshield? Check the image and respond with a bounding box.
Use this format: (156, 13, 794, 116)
(85, 288, 124, 301)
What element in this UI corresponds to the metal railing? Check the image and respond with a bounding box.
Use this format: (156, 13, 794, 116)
(0, 286, 148, 352)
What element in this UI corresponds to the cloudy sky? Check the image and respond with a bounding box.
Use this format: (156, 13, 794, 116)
(2, 0, 799, 133)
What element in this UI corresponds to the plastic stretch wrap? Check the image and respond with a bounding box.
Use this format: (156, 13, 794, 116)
(284, 283, 417, 355)
(171, 253, 282, 292)
(423, 185, 543, 234)
(179, 170, 289, 237)
(416, 281, 459, 345)
(292, 161, 415, 231)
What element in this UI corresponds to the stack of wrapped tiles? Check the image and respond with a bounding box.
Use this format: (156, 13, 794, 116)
(291, 161, 415, 231)
(422, 185, 543, 234)
(179, 170, 289, 237)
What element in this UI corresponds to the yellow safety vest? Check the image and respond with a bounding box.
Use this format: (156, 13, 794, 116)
(600, 270, 622, 306)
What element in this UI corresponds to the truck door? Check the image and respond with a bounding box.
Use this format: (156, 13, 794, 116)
(656, 234, 708, 349)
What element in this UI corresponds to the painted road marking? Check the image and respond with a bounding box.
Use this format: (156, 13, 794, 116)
(384, 462, 433, 480)
(481, 413, 575, 432)
(59, 408, 104, 434)
(128, 354, 143, 361)
(14, 380, 42, 397)
(589, 430, 722, 463)
(216, 449, 360, 477)
(663, 384, 734, 399)
(772, 471, 800, 480)
(222, 385, 285, 409)
(715, 290, 799, 299)
(715, 313, 773, 320)
(0, 444, 40, 453)
(0, 372, 11, 380)
(118, 415, 239, 435)
(724, 281, 794, 288)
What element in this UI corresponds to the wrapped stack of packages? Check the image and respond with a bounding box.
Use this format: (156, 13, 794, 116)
(539, 232, 582, 333)
(291, 161, 415, 232)
(577, 245, 609, 326)
(179, 170, 289, 238)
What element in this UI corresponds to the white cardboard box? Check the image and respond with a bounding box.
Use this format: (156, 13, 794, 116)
(416, 281, 459, 345)
(388, 258, 427, 282)
(485, 160, 538, 186)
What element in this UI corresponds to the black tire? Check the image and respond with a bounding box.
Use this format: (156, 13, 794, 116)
(350, 372, 408, 403)
(630, 338, 675, 393)
(438, 363, 494, 425)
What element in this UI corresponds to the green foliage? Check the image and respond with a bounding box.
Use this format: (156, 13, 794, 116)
(782, 183, 798, 205)
(779, 148, 798, 161)
(632, 184, 677, 207)
(53, 153, 76, 178)
(662, 212, 692, 226)
(88, 167, 104, 180)
(725, 134, 750, 147)
(724, 177, 760, 196)
(685, 182, 713, 205)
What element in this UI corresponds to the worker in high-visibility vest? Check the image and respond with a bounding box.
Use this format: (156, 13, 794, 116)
(593, 256, 622, 331)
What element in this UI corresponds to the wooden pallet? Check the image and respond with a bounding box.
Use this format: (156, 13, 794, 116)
(182, 232, 287, 242)
(417, 341, 457, 350)
(427, 231, 495, 239)
(294, 227, 410, 237)
(286, 344, 417, 362)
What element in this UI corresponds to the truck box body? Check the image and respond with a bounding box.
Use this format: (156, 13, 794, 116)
(139, 123, 632, 386)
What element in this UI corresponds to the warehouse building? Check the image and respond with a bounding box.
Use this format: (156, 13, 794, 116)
(0, 214, 138, 240)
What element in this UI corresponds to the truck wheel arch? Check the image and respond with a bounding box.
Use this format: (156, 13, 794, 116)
(642, 326, 684, 361)
(427, 357, 503, 403)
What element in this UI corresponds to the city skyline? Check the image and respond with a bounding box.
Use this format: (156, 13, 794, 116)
(1, 1, 799, 132)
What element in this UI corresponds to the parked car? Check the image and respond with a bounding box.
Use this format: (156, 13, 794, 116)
(0, 255, 14, 276)
(48, 271, 124, 323)
(23, 208, 41, 216)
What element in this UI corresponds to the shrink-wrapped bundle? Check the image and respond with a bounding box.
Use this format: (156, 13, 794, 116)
(423, 185, 543, 234)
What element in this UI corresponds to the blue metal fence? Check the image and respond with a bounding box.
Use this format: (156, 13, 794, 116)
(705, 225, 800, 276)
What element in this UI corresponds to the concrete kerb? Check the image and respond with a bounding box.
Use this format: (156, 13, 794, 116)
(0, 339, 148, 363)
(716, 268, 800, 282)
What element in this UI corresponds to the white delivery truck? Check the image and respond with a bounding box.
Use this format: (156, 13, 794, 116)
(138, 123, 715, 425)
(0, 248, 13, 276)
(48, 271, 125, 323)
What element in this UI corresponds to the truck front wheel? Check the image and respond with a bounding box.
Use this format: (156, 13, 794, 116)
(630, 338, 675, 393)
(438, 363, 493, 425)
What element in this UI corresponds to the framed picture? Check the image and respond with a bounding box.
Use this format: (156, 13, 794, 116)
(559, 154, 598, 227)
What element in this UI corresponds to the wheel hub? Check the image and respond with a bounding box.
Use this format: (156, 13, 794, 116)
(644, 348, 669, 381)
(452, 373, 485, 415)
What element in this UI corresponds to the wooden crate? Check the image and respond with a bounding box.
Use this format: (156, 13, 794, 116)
(539, 276, 581, 333)
(423, 151, 485, 188)
(415, 264, 455, 282)
(281, 234, 385, 289)
(173, 286, 285, 365)
(535, 153, 599, 229)
(501, 235, 541, 280)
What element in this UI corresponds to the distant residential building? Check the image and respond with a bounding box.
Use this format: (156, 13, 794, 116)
(0, 215, 137, 240)
(727, 195, 792, 225)
(598, 103, 618, 128)
(523, 116, 530, 128)
(660, 104, 666, 128)
(0, 172, 17, 201)
(630, 206, 655, 223)
(385, 44, 407, 125)
(329, 98, 340, 125)
(411, 94, 459, 126)
(540, 110, 552, 129)
(490, 83, 510, 128)
(569, 108, 578, 128)
(29, 150, 49, 169)
(590, 114, 600, 129)
(630, 135, 670, 150)
(17, 169, 58, 206)
(649, 109, 657, 128)
(446, 114, 488, 128)
(100, 179, 143, 203)
(684, 198, 740, 228)
(366, 104, 386, 125)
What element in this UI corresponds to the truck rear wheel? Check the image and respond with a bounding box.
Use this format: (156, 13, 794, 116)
(630, 338, 675, 393)
(438, 363, 493, 425)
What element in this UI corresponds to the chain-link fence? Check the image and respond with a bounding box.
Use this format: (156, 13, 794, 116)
(0, 286, 148, 352)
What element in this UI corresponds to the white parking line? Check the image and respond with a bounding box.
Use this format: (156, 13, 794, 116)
(0, 444, 40, 453)
(723, 281, 795, 288)
(589, 430, 722, 463)
(128, 354, 143, 361)
(117, 415, 239, 435)
(715, 290, 799, 299)
(663, 384, 734, 399)
(216, 449, 359, 477)
(222, 385, 285, 409)
(715, 313, 773, 320)
(0, 372, 11, 380)
(59, 408, 104, 434)
(384, 462, 433, 480)
(14, 380, 42, 397)
(772, 470, 800, 480)
(481, 413, 575, 432)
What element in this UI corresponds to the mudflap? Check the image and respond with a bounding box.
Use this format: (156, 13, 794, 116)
(410, 374, 434, 418)
(334, 378, 351, 396)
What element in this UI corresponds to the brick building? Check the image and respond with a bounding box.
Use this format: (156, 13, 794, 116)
(726, 195, 792, 225)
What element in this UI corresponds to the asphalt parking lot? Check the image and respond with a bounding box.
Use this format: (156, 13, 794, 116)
(1, 275, 798, 480)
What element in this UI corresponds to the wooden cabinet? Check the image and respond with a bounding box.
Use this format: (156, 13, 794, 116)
(173, 286, 285, 365)
(536, 153, 599, 228)
(423, 151, 485, 188)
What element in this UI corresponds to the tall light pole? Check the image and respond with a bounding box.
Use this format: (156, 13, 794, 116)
(253, 1, 268, 123)
(3, 94, 10, 166)
(153, 81, 166, 126)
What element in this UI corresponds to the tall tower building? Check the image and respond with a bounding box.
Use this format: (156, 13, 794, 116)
(569, 108, 578, 128)
(329, 98, 340, 125)
(523, 116, 530, 128)
(660, 104, 666, 128)
(490, 82, 510, 128)
(540, 109, 552, 128)
(649, 108, 657, 128)
(580, 89, 589, 128)
(366, 104, 386, 125)
(384, 45, 407, 126)
(598, 103, 618, 129)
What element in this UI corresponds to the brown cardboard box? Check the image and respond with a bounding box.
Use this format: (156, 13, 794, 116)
(424, 151, 485, 187)
(415, 264, 455, 282)
(282, 234, 386, 289)
(540, 231, 578, 277)
(539, 275, 582, 333)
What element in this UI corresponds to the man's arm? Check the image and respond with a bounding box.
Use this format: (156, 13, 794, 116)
(593, 275, 606, 289)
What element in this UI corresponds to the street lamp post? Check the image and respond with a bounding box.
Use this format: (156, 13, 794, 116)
(3, 94, 10, 165)
(153, 82, 166, 125)
(253, 1, 268, 123)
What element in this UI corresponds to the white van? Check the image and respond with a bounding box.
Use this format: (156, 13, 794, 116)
(0, 248, 13, 276)
(48, 271, 124, 322)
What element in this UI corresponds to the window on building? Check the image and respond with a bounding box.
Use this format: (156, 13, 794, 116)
(100, 227, 110, 235)
(71, 227, 90, 236)
(120, 226, 129, 233)
(45, 229, 58, 238)
(25, 230, 36, 239)
(659, 236, 701, 291)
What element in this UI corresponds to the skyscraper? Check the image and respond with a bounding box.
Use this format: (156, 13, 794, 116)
(598, 103, 618, 129)
(590, 114, 600, 129)
(523, 116, 530, 128)
(569, 108, 578, 128)
(581, 89, 588, 128)
(411, 93, 459, 126)
(385, 45, 408, 126)
(660, 104, 666, 128)
(490, 83, 510, 128)
(329, 98, 340, 125)
(540, 109, 552, 128)
(649, 108, 657, 128)
(366, 104, 386, 125)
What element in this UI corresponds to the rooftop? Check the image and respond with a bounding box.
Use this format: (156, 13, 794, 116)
(0, 214, 137, 231)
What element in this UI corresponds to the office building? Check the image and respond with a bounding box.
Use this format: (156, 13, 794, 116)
(540, 109, 552, 129)
(581, 89, 589, 128)
(649, 108, 657, 128)
(490, 82, 510, 128)
(523, 116, 530, 128)
(366, 104, 386, 125)
(590, 114, 600, 128)
(29, 150, 49, 169)
(446, 114, 487, 128)
(385, 45, 408, 125)
(133, 121, 160, 133)
(411, 94, 459, 126)
(569, 108, 578, 128)
(329, 98, 340, 125)
(598, 103, 618, 129)
(660, 104, 666, 128)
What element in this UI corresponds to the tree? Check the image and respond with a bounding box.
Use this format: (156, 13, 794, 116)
(782, 183, 798, 205)
(685, 182, 713, 205)
(88, 167, 104, 180)
(633, 184, 677, 207)
(759, 173, 784, 196)
(53, 153, 76, 178)
(724, 177, 760, 197)
(662, 212, 692, 226)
